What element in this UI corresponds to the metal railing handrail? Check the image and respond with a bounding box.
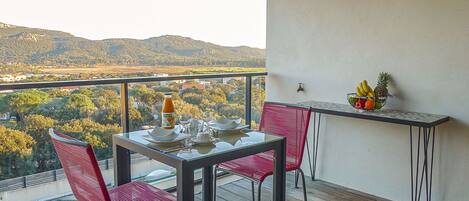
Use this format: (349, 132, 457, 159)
(0, 72, 267, 90)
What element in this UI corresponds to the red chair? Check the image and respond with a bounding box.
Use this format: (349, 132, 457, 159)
(214, 102, 312, 201)
(49, 128, 176, 201)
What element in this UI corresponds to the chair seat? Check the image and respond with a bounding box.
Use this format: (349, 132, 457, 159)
(109, 181, 176, 201)
(218, 153, 298, 182)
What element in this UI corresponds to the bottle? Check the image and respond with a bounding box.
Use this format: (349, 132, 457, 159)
(161, 93, 175, 129)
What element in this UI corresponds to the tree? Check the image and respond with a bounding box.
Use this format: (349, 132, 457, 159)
(215, 103, 244, 119)
(0, 126, 35, 156)
(129, 107, 144, 130)
(131, 85, 164, 107)
(18, 115, 56, 172)
(0, 126, 35, 179)
(64, 94, 97, 119)
(72, 88, 93, 98)
(0, 95, 8, 114)
(126, 105, 156, 131)
(203, 87, 227, 104)
(174, 99, 203, 120)
(182, 93, 203, 105)
(46, 89, 70, 98)
(59, 118, 121, 159)
(4, 90, 50, 121)
(94, 88, 120, 110)
(33, 98, 69, 121)
(153, 86, 178, 93)
(93, 89, 121, 124)
(251, 84, 266, 127)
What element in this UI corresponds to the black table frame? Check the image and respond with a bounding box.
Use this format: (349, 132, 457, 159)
(113, 133, 286, 201)
(301, 102, 449, 201)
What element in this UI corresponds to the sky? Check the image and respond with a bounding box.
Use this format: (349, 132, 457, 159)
(0, 0, 266, 48)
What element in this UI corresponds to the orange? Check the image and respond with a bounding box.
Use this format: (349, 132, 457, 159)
(364, 99, 375, 110)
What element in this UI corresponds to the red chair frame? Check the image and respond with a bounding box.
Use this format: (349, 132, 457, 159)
(49, 128, 175, 201)
(214, 102, 312, 201)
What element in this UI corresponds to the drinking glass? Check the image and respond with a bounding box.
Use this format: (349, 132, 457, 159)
(179, 114, 192, 133)
(181, 119, 201, 147)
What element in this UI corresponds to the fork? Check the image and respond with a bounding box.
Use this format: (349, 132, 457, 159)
(161, 145, 189, 153)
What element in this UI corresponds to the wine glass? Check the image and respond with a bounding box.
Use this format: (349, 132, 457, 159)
(179, 114, 192, 133)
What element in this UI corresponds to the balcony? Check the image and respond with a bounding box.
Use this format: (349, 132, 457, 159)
(0, 72, 391, 201)
(1, 0, 467, 200)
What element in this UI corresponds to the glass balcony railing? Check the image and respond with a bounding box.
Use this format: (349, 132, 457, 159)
(0, 72, 266, 201)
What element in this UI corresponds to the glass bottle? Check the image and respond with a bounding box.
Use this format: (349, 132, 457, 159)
(161, 93, 175, 129)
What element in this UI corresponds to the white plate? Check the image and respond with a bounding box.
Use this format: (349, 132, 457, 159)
(143, 133, 187, 145)
(209, 124, 249, 132)
(208, 118, 242, 130)
(147, 125, 183, 142)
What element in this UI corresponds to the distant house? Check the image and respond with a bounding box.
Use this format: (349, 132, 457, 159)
(173, 79, 185, 84)
(0, 90, 14, 94)
(182, 81, 205, 90)
(198, 80, 211, 86)
(154, 74, 170, 86)
(0, 74, 28, 82)
(0, 75, 14, 82)
(0, 112, 10, 121)
(14, 75, 27, 81)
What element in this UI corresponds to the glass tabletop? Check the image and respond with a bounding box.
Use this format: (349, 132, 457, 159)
(119, 129, 283, 161)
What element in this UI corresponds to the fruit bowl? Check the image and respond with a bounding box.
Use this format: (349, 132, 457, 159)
(347, 93, 387, 111)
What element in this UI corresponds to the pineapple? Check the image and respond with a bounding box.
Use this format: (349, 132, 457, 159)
(374, 72, 391, 98)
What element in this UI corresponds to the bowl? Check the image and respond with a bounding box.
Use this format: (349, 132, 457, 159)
(347, 93, 387, 111)
(148, 126, 182, 142)
(208, 118, 241, 130)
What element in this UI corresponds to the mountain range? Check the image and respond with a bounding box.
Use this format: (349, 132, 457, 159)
(0, 22, 265, 67)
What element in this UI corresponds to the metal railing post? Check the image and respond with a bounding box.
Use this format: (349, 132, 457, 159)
(121, 82, 130, 134)
(245, 76, 252, 128)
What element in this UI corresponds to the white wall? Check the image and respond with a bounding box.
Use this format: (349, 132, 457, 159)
(266, 0, 469, 200)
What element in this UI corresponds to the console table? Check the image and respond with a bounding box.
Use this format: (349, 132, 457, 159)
(298, 100, 449, 201)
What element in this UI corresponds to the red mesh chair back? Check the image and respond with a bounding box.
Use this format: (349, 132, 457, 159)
(49, 129, 111, 201)
(259, 102, 312, 168)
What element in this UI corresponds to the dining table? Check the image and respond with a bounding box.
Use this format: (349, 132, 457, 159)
(112, 128, 287, 201)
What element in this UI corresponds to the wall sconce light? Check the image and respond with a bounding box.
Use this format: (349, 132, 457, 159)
(297, 83, 305, 93)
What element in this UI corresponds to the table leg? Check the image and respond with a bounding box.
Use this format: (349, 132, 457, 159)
(202, 166, 214, 201)
(305, 135, 313, 182)
(113, 144, 131, 186)
(312, 112, 321, 180)
(409, 126, 436, 201)
(273, 138, 286, 201)
(177, 162, 194, 201)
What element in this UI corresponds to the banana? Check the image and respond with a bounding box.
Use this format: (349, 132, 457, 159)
(361, 81, 369, 93)
(357, 86, 365, 96)
(368, 91, 374, 97)
(356, 87, 363, 96)
(367, 85, 373, 94)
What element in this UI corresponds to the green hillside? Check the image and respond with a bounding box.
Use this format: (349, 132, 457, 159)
(0, 22, 265, 67)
